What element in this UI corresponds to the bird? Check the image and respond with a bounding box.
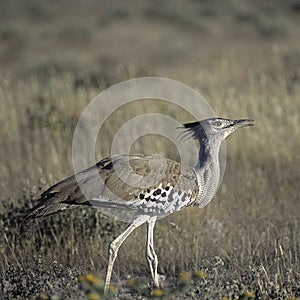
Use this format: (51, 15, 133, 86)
(24, 117, 254, 292)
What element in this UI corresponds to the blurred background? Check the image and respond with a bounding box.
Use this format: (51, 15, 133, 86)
(1, 0, 300, 78)
(0, 0, 300, 299)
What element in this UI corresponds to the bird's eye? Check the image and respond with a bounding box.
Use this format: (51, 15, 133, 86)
(214, 121, 222, 127)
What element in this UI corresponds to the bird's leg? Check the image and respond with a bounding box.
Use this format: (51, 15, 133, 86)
(104, 215, 147, 293)
(146, 216, 159, 288)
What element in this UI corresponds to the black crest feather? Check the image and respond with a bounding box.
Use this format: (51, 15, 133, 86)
(177, 121, 206, 141)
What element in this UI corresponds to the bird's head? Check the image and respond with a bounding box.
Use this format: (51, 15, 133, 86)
(182, 117, 254, 143)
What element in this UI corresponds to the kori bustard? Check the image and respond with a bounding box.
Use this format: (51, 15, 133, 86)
(25, 117, 254, 291)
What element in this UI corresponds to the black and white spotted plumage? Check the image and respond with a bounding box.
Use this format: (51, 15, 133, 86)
(130, 183, 194, 215)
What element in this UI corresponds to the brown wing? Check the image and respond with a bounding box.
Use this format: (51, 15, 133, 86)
(24, 154, 199, 220)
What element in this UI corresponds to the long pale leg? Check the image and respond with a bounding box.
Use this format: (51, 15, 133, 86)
(146, 216, 159, 288)
(104, 215, 147, 293)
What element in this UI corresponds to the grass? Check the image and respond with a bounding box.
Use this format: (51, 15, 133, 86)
(0, 0, 300, 299)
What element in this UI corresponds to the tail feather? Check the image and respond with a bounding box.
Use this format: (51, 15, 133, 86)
(24, 202, 72, 220)
(24, 173, 88, 221)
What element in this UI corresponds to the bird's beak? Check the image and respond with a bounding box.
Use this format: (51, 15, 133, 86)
(232, 119, 254, 129)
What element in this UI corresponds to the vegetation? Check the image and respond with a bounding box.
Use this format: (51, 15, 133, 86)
(0, 0, 300, 299)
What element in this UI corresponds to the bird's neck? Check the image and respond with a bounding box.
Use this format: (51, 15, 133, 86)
(196, 136, 221, 170)
(193, 135, 222, 208)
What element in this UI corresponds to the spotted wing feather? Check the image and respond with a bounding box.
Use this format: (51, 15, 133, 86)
(25, 155, 199, 220)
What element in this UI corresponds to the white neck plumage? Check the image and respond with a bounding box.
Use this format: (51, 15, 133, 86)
(193, 135, 222, 208)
